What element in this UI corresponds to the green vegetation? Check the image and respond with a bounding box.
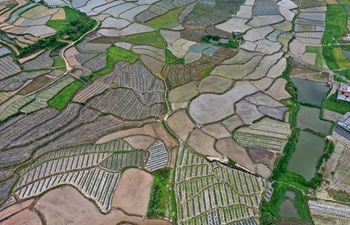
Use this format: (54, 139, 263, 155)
(19, 7, 96, 57)
(305, 46, 325, 67)
(147, 168, 173, 218)
(165, 49, 184, 65)
(201, 67, 214, 78)
(6, 3, 17, 8)
(52, 56, 65, 67)
(322, 4, 350, 79)
(323, 93, 350, 114)
(201, 35, 239, 48)
(47, 7, 97, 41)
(261, 183, 311, 224)
(119, 31, 165, 48)
(145, 7, 185, 28)
(81, 45, 139, 81)
(48, 80, 84, 110)
(328, 189, 350, 202)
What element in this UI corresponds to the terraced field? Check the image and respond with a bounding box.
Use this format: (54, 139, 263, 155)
(175, 146, 266, 225)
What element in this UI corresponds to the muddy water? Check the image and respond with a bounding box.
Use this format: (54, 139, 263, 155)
(292, 78, 329, 106)
(297, 106, 332, 134)
(278, 190, 300, 218)
(287, 130, 326, 181)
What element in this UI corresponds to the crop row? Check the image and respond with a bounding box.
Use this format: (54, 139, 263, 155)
(176, 146, 265, 225)
(177, 145, 212, 167)
(76, 52, 98, 64)
(0, 70, 50, 91)
(24, 25, 56, 37)
(20, 139, 132, 175)
(16, 167, 120, 212)
(35, 76, 75, 102)
(81, 107, 101, 122)
(0, 196, 16, 211)
(240, 118, 291, 137)
(180, 197, 259, 224)
(0, 177, 17, 201)
(12, 103, 82, 148)
(0, 55, 21, 80)
(234, 133, 287, 152)
(0, 46, 11, 57)
(115, 61, 164, 92)
(84, 53, 107, 72)
(23, 51, 53, 70)
(0, 95, 36, 121)
(145, 140, 168, 171)
(73, 82, 109, 103)
(100, 151, 147, 172)
(20, 100, 47, 114)
(135, 91, 164, 106)
(34, 115, 138, 157)
(17, 152, 112, 188)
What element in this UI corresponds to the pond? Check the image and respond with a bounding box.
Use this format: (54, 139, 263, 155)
(208, 38, 229, 44)
(287, 130, 326, 181)
(278, 190, 300, 218)
(297, 106, 332, 134)
(292, 78, 329, 106)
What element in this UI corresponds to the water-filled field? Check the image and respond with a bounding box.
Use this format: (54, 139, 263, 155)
(292, 78, 329, 106)
(287, 130, 326, 181)
(297, 106, 332, 134)
(278, 190, 300, 218)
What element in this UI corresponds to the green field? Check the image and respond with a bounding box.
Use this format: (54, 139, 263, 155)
(145, 7, 185, 28)
(119, 32, 165, 48)
(48, 80, 84, 110)
(82, 45, 139, 81)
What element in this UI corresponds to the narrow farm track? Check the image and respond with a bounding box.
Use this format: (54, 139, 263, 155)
(60, 20, 101, 79)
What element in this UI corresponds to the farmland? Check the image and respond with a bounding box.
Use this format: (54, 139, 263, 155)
(1, 0, 350, 224)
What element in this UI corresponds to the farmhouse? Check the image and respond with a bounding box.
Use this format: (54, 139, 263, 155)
(338, 112, 350, 131)
(337, 83, 350, 102)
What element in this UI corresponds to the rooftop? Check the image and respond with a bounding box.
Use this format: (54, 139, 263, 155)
(339, 83, 350, 93)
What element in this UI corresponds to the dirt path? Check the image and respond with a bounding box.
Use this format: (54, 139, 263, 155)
(60, 20, 100, 78)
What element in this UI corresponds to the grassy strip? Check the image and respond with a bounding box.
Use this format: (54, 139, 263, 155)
(323, 93, 350, 114)
(201, 67, 214, 79)
(147, 168, 172, 218)
(305, 46, 325, 68)
(261, 183, 311, 224)
(145, 7, 185, 28)
(322, 4, 350, 80)
(165, 49, 184, 65)
(52, 56, 65, 67)
(82, 45, 139, 81)
(328, 189, 350, 202)
(48, 80, 84, 110)
(119, 31, 165, 49)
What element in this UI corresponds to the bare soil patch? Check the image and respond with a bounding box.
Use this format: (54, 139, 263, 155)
(0, 199, 34, 221)
(1, 209, 41, 225)
(18, 50, 45, 63)
(266, 78, 292, 100)
(97, 122, 177, 149)
(201, 122, 232, 139)
(167, 109, 196, 141)
(112, 168, 153, 216)
(250, 77, 274, 91)
(187, 128, 222, 158)
(35, 186, 172, 225)
(18, 75, 54, 95)
(249, 148, 281, 169)
(198, 75, 232, 94)
(222, 115, 244, 132)
(215, 137, 255, 172)
(51, 8, 66, 20)
(169, 81, 199, 103)
(123, 135, 156, 150)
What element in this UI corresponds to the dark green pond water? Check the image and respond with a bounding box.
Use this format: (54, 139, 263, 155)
(287, 130, 326, 181)
(278, 190, 300, 218)
(297, 106, 332, 134)
(292, 78, 329, 106)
